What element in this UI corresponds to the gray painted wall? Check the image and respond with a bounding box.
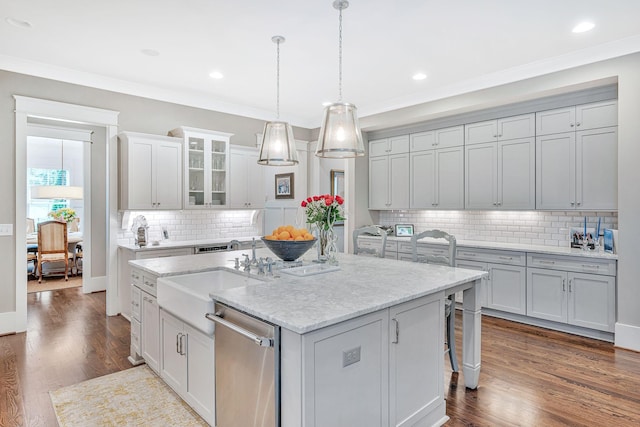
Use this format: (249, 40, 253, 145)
(0, 70, 312, 314)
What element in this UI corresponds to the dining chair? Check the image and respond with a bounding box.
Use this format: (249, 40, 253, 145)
(353, 226, 388, 258)
(410, 229, 459, 372)
(36, 220, 74, 283)
(26, 217, 35, 234)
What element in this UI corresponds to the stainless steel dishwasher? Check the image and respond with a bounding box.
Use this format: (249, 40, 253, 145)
(206, 303, 280, 427)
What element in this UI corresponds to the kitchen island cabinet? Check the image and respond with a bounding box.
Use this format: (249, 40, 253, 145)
(130, 250, 485, 427)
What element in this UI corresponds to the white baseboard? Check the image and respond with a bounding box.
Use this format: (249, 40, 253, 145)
(615, 322, 640, 352)
(84, 275, 106, 294)
(0, 311, 17, 336)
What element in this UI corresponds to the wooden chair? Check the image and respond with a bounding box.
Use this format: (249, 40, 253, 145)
(26, 217, 35, 234)
(74, 242, 83, 275)
(410, 229, 459, 372)
(352, 226, 388, 258)
(36, 220, 74, 283)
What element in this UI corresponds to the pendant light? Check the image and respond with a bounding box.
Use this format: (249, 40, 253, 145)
(31, 139, 83, 200)
(258, 35, 299, 166)
(316, 0, 364, 158)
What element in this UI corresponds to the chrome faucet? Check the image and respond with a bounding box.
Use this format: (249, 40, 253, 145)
(242, 254, 251, 271)
(229, 239, 240, 251)
(251, 237, 258, 265)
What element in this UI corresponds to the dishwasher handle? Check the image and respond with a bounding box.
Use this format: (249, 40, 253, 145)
(205, 312, 273, 347)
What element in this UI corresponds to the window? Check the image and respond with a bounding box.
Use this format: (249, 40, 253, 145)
(27, 167, 70, 224)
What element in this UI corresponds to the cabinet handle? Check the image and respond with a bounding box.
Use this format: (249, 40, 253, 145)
(570, 201, 575, 206)
(576, 122, 581, 127)
(562, 279, 566, 292)
(569, 279, 573, 292)
(576, 202, 581, 206)
(176, 333, 181, 354)
(581, 264, 600, 269)
(180, 334, 187, 355)
(570, 123, 575, 127)
(498, 256, 513, 260)
(461, 252, 476, 257)
(392, 318, 399, 344)
(539, 260, 555, 265)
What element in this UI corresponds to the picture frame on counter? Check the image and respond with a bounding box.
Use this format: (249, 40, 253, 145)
(275, 173, 294, 199)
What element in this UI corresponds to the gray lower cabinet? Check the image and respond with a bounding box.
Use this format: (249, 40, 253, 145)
(527, 261, 616, 332)
(457, 248, 527, 315)
(288, 293, 445, 427)
(141, 290, 160, 373)
(160, 309, 215, 425)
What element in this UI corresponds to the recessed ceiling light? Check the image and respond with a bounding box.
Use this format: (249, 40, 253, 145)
(140, 48, 160, 57)
(6, 17, 32, 28)
(209, 71, 224, 79)
(413, 73, 427, 81)
(572, 22, 595, 33)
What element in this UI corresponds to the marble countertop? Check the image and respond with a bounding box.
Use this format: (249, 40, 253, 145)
(131, 249, 486, 334)
(119, 235, 263, 252)
(361, 235, 618, 260)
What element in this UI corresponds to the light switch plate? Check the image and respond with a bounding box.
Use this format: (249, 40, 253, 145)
(0, 224, 13, 236)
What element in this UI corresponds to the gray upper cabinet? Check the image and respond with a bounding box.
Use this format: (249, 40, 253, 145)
(535, 100, 617, 136)
(465, 113, 535, 145)
(369, 135, 410, 157)
(369, 136, 410, 210)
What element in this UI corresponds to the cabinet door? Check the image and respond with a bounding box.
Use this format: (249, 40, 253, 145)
(497, 113, 535, 140)
(535, 132, 576, 210)
(576, 127, 618, 210)
(154, 140, 183, 209)
(184, 323, 215, 425)
(369, 156, 389, 209)
(128, 139, 155, 209)
(141, 293, 160, 373)
(185, 135, 207, 207)
(131, 284, 141, 321)
(303, 311, 389, 427)
(435, 146, 464, 209)
(576, 100, 617, 131)
(465, 142, 496, 209)
(246, 151, 265, 208)
(498, 137, 535, 209)
(410, 150, 436, 209)
(536, 107, 576, 135)
(388, 135, 410, 155)
(369, 138, 390, 157)
(465, 120, 497, 145)
(209, 138, 228, 207)
(526, 268, 567, 323)
(160, 310, 186, 393)
(228, 149, 248, 208)
(409, 131, 435, 152)
(389, 153, 410, 209)
(434, 125, 464, 149)
(568, 273, 615, 332)
(487, 265, 526, 315)
(389, 295, 444, 427)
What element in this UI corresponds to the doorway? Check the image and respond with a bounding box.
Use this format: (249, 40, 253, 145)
(14, 96, 119, 333)
(26, 125, 90, 293)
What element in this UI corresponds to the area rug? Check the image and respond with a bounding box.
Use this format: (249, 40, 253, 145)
(50, 365, 208, 426)
(27, 275, 82, 294)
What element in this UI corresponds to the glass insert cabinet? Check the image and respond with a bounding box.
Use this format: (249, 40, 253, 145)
(169, 127, 233, 208)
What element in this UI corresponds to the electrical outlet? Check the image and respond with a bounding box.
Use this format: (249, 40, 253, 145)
(0, 224, 13, 236)
(342, 346, 361, 367)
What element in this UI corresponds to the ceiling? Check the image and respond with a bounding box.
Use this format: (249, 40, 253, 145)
(2, 0, 640, 130)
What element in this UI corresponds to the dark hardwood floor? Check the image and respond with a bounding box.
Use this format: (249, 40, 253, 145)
(445, 314, 640, 426)
(0, 288, 130, 427)
(0, 288, 639, 426)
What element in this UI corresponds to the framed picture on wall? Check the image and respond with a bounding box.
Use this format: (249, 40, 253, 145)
(275, 173, 294, 199)
(330, 169, 344, 198)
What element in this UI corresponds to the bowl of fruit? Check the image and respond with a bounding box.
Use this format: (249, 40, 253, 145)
(262, 225, 316, 261)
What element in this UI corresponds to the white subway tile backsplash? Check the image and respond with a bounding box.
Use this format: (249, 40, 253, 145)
(378, 210, 617, 247)
(118, 210, 262, 245)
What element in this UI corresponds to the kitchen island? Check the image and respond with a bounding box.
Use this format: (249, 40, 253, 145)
(130, 250, 486, 427)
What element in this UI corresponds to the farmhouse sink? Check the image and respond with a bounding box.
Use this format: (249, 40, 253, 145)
(157, 269, 264, 334)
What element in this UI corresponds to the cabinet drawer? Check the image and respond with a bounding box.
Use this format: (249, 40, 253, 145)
(397, 241, 448, 256)
(527, 253, 616, 276)
(140, 274, 158, 297)
(131, 268, 143, 286)
(136, 247, 194, 259)
(456, 247, 526, 266)
(131, 284, 142, 321)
